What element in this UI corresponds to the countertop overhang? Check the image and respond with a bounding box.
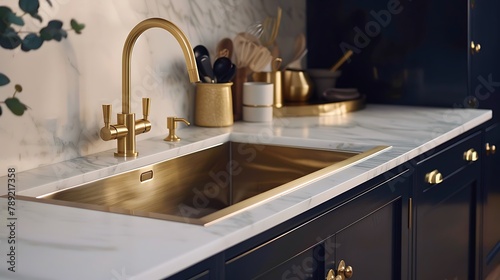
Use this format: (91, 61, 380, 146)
(0, 105, 492, 280)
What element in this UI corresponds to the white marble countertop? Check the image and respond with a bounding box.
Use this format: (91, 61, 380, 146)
(0, 105, 492, 280)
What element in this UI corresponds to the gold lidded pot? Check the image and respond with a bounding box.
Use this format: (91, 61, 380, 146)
(195, 82, 234, 127)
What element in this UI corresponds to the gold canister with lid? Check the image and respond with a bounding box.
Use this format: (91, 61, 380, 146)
(194, 82, 233, 127)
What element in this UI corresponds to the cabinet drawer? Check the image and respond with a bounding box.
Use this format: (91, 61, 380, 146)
(417, 131, 481, 190)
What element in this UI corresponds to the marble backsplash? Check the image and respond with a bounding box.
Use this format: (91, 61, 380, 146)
(0, 0, 305, 176)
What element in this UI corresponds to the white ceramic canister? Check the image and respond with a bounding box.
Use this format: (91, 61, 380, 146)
(242, 82, 274, 122)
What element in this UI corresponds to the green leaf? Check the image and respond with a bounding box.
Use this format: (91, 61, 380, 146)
(29, 12, 42, 22)
(40, 20, 67, 41)
(5, 97, 28, 116)
(70, 19, 85, 34)
(6, 10, 24, 26)
(0, 73, 10, 86)
(0, 6, 14, 32)
(19, 0, 40, 14)
(21, 33, 43, 51)
(0, 27, 22, 49)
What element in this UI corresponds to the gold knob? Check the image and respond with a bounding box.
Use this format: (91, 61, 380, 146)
(486, 143, 497, 156)
(463, 148, 479, 162)
(326, 260, 353, 280)
(425, 169, 443, 184)
(471, 41, 481, 53)
(345, 266, 353, 278)
(326, 269, 335, 280)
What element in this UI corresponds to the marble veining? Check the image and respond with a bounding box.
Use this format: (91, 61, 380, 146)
(0, 105, 492, 279)
(0, 0, 305, 176)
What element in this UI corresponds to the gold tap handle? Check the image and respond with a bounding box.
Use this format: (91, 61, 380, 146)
(102, 104, 111, 128)
(142, 98, 150, 120)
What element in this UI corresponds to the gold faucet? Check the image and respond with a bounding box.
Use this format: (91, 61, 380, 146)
(100, 18, 200, 157)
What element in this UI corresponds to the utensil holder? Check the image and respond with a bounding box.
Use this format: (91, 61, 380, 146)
(195, 82, 233, 127)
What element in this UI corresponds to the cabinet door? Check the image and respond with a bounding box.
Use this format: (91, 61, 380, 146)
(415, 132, 482, 280)
(306, 0, 468, 106)
(482, 123, 500, 278)
(470, 0, 500, 116)
(324, 170, 411, 280)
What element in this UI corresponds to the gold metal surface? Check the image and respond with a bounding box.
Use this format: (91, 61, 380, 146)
(165, 117, 190, 142)
(425, 169, 443, 185)
(463, 148, 479, 162)
(471, 41, 481, 54)
(140, 170, 153, 182)
(326, 260, 353, 280)
(100, 18, 200, 157)
(122, 18, 199, 112)
(273, 95, 366, 117)
(21, 142, 389, 226)
(326, 269, 335, 280)
(282, 69, 313, 102)
(195, 82, 234, 127)
(486, 143, 496, 156)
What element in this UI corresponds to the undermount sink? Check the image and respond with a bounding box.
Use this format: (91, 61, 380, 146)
(18, 140, 389, 226)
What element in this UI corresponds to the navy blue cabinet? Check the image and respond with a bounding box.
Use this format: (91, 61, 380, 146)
(224, 167, 411, 280)
(307, 1, 500, 278)
(482, 123, 500, 278)
(470, 0, 500, 118)
(414, 131, 482, 279)
(166, 129, 489, 280)
(306, 0, 469, 107)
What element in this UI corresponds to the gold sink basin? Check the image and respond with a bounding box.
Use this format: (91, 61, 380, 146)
(19, 141, 388, 226)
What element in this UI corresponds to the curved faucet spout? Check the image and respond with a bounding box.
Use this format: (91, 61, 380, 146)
(122, 18, 200, 114)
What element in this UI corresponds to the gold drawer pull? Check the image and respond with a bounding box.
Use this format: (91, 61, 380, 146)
(326, 260, 353, 280)
(463, 148, 479, 162)
(425, 169, 443, 184)
(486, 143, 497, 156)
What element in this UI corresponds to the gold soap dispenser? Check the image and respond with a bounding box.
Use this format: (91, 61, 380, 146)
(164, 117, 190, 142)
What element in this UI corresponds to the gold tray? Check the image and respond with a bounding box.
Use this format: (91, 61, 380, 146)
(273, 95, 366, 117)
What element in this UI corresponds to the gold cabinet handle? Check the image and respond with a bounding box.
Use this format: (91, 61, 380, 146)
(463, 148, 479, 162)
(326, 260, 353, 280)
(486, 143, 497, 156)
(326, 269, 335, 280)
(425, 169, 443, 184)
(471, 41, 481, 53)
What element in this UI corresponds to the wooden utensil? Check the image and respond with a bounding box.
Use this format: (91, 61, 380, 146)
(216, 38, 233, 59)
(330, 50, 353, 72)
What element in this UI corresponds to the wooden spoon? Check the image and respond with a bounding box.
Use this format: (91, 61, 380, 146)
(216, 38, 234, 60)
(330, 50, 353, 72)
